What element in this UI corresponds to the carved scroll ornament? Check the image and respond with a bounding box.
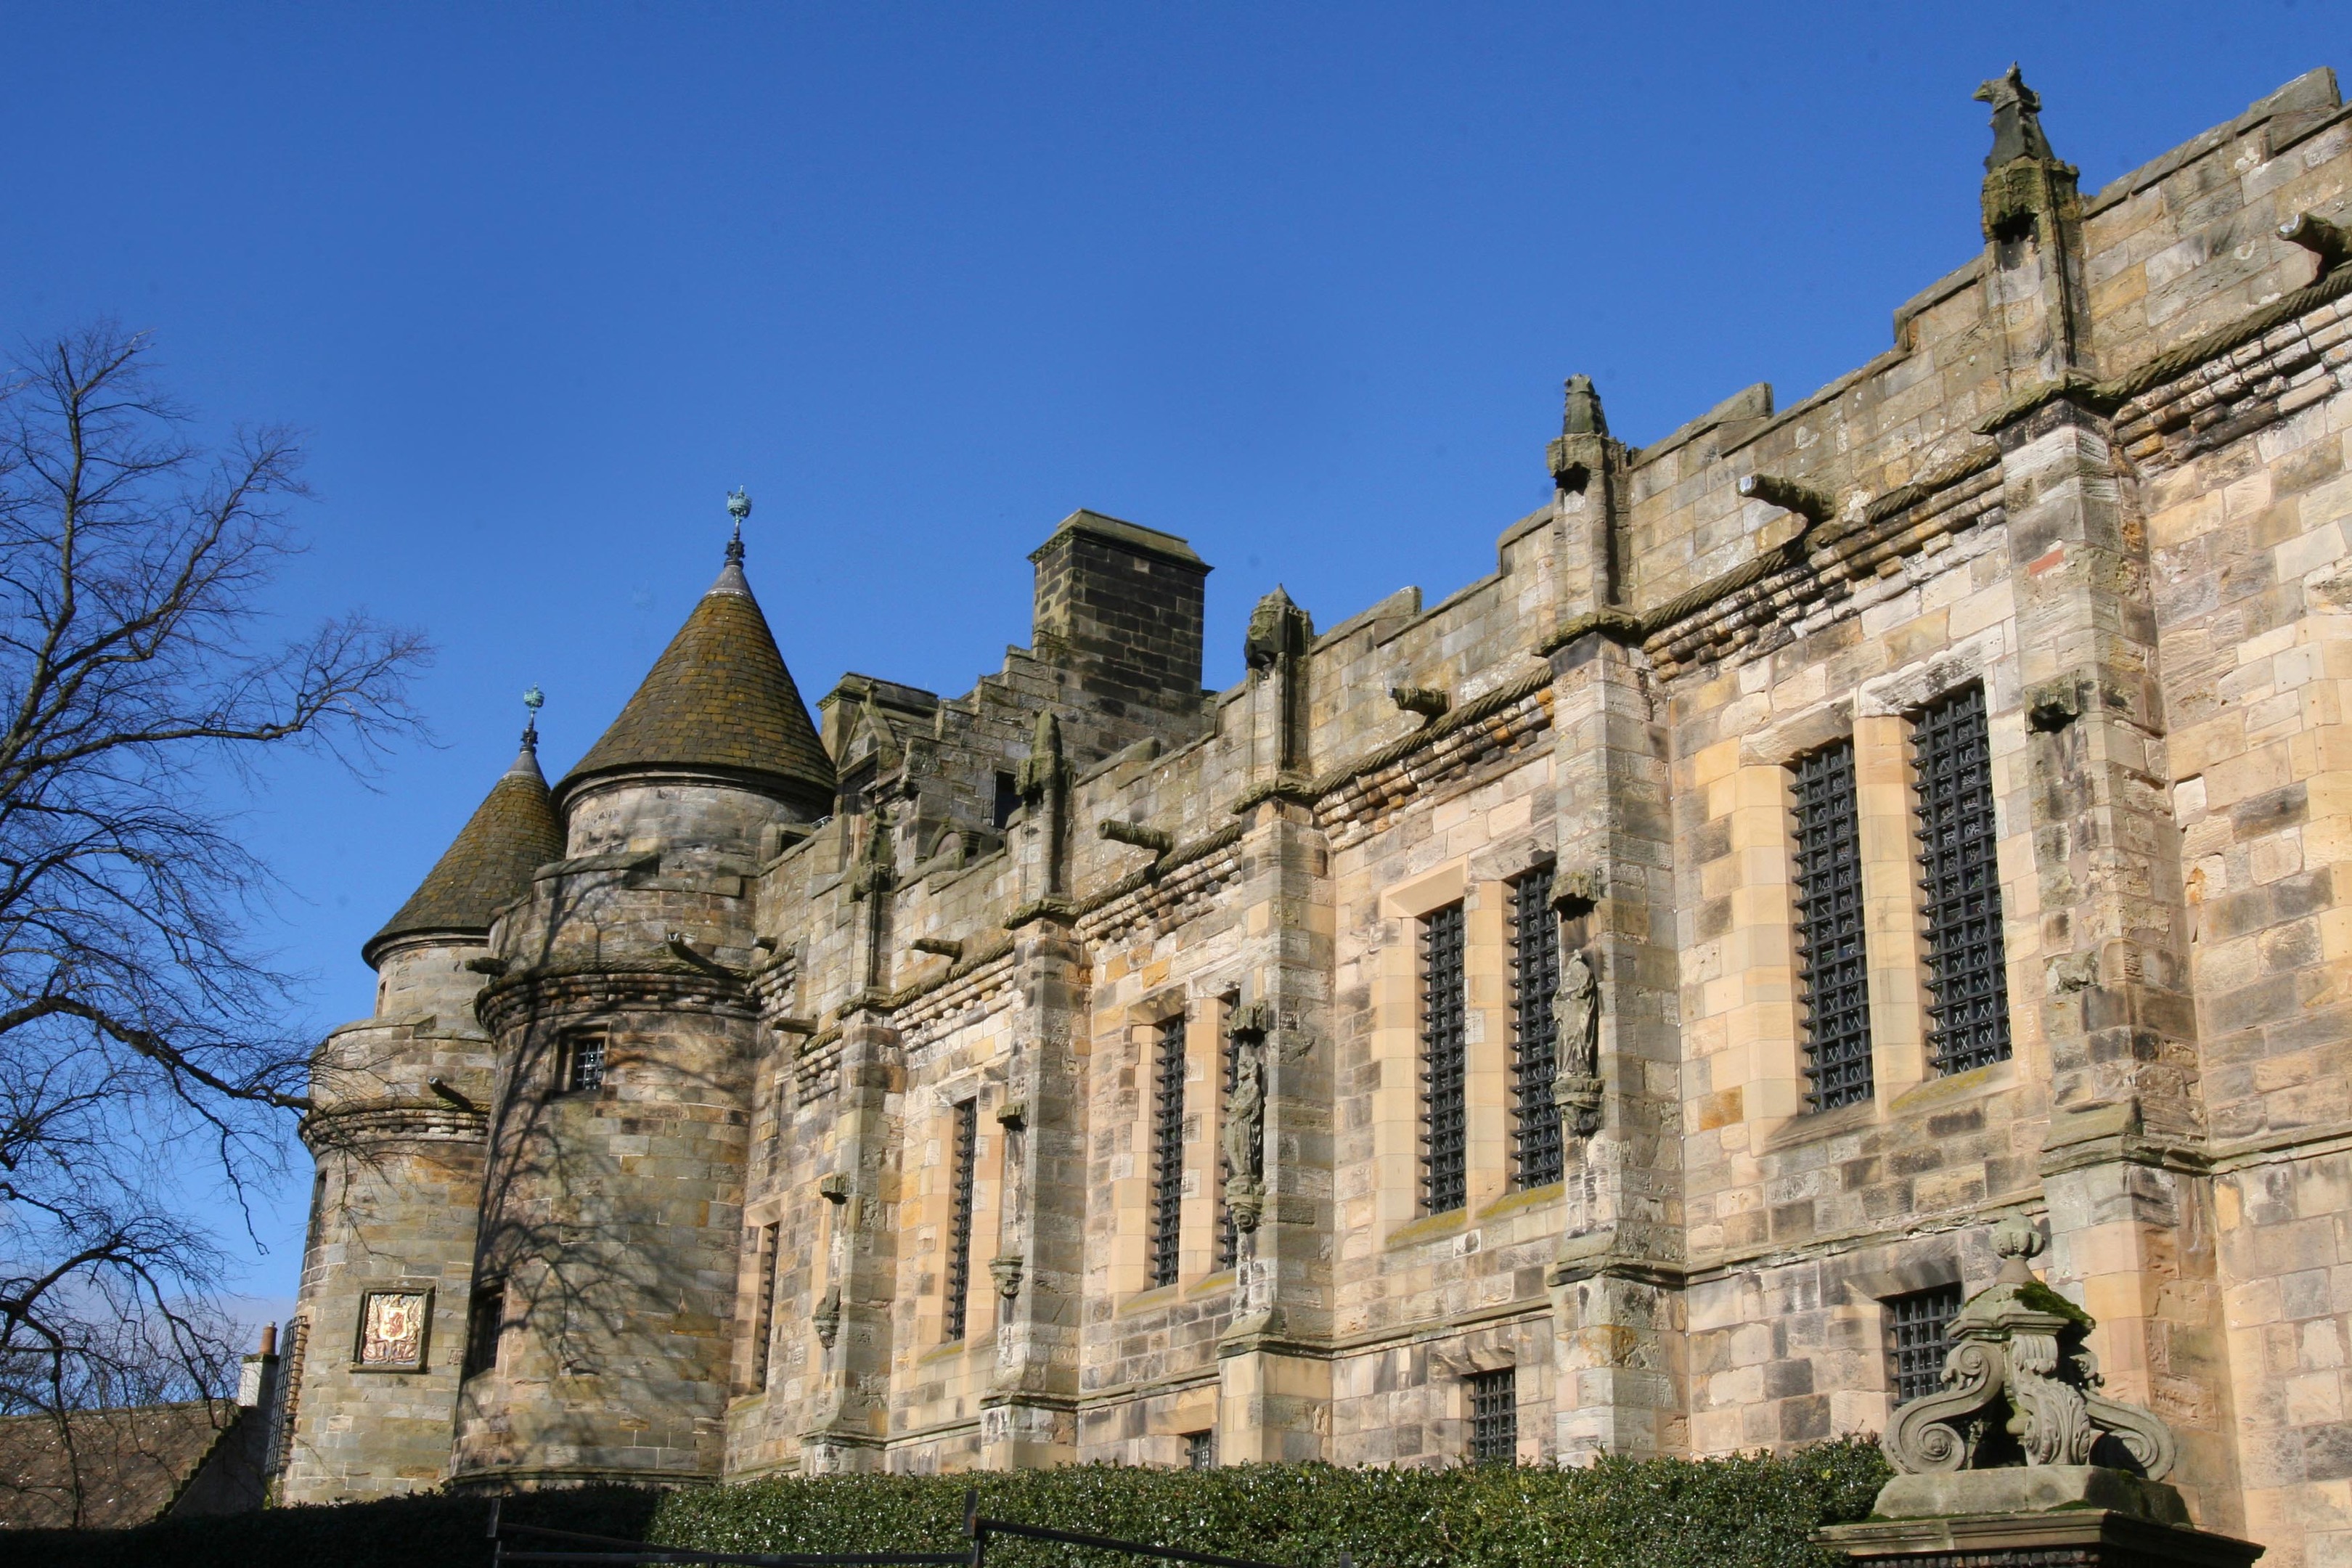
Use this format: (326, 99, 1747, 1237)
(1885, 1220, 2176, 1481)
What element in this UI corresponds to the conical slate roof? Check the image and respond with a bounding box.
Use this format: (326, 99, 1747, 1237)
(559, 548, 835, 811)
(364, 735, 563, 966)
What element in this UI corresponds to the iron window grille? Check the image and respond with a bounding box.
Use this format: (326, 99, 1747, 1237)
(1887, 1283, 1965, 1405)
(1149, 1020, 1188, 1289)
(1217, 1006, 1242, 1270)
(1185, 1429, 1216, 1470)
(1467, 1367, 1517, 1464)
(751, 1222, 781, 1390)
(461, 1278, 505, 1381)
(942, 1099, 979, 1341)
(1422, 903, 1469, 1214)
(1912, 685, 2012, 1074)
(561, 1031, 607, 1095)
(1511, 869, 1563, 1187)
(1790, 740, 1875, 1109)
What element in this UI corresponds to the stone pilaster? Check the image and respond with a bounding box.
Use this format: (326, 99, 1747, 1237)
(802, 1005, 901, 1474)
(1215, 796, 1336, 1463)
(1993, 391, 2239, 1527)
(1541, 401, 1687, 1461)
(981, 912, 1086, 1468)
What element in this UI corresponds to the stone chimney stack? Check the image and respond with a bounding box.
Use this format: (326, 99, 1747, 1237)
(1029, 510, 1209, 722)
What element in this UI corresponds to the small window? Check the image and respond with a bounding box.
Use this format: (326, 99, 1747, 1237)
(462, 1279, 506, 1381)
(1887, 1283, 1964, 1405)
(1422, 903, 1468, 1214)
(1466, 1366, 1516, 1464)
(750, 1222, 781, 1390)
(560, 1031, 607, 1095)
(1185, 1429, 1215, 1470)
(992, 771, 1020, 830)
(942, 1100, 979, 1341)
(1148, 1019, 1187, 1289)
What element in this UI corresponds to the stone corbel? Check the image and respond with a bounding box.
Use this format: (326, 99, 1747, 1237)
(2026, 678, 2084, 733)
(989, 1254, 1024, 1301)
(1550, 867, 1604, 918)
(812, 1286, 841, 1349)
(817, 1172, 852, 1204)
(2282, 211, 2350, 277)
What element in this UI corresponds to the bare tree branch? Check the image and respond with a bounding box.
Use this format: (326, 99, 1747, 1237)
(0, 322, 429, 1518)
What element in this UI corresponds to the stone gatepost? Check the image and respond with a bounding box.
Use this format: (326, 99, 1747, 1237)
(801, 1004, 902, 1474)
(1541, 376, 1688, 1463)
(1820, 1220, 2261, 1568)
(979, 910, 1085, 1469)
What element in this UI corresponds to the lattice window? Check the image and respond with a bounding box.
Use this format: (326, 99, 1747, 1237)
(462, 1278, 505, 1381)
(751, 1222, 781, 1390)
(266, 1315, 309, 1476)
(942, 1100, 979, 1341)
(1790, 740, 1874, 1109)
(1887, 1283, 1964, 1405)
(1185, 1429, 1216, 1470)
(1149, 1019, 1188, 1289)
(1511, 869, 1562, 1186)
(1422, 904, 1469, 1214)
(1912, 685, 2012, 1074)
(1467, 1366, 1516, 1464)
(561, 1030, 607, 1095)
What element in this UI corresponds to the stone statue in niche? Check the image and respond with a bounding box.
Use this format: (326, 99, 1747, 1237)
(1224, 1002, 1270, 1230)
(1553, 944, 1604, 1139)
(1885, 1220, 2176, 1479)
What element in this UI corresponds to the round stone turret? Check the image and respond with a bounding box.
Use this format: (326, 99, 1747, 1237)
(455, 525, 831, 1489)
(278, 721, 560, 1504)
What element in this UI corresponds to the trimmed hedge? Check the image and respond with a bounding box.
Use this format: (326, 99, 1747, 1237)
(7, 1441, 1890, 1568)
(656, 1442, 1890, 1568)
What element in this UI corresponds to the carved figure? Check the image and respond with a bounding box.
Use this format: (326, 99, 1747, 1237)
(1560, 947, 1599, 1079)
(812, 1286, 842, 1349)
(1885, 1219, 2176, 1479)
(1225, 1037, 1265, 1188)
(1975, 64, 2055, 171)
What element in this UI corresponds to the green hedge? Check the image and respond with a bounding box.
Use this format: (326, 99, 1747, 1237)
(9, 1441, 1890, 1568)
(655, 1442, 1890, 1568)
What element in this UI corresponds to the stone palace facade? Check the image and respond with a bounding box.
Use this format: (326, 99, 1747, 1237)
(276, 63, 2352, 1568)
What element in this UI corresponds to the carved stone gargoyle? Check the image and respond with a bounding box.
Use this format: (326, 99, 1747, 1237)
(1885, 1219, 2176, 1480)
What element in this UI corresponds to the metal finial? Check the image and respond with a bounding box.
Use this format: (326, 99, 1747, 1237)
(726, 488, 751, 563)
(521, 685, 544, 750)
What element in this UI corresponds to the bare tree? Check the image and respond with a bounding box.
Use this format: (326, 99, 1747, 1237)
(0, 323, 427, 1522)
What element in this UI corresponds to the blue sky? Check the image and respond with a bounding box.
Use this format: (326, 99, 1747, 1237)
(1, 1, 2337, 1312)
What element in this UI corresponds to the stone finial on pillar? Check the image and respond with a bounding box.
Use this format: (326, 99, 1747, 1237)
(1972, 65, 2089, 381)
(1242, 587, 1314, 792)
(1825, 1217, 2255, 1568)
(1884, 1220, 2176, 1479)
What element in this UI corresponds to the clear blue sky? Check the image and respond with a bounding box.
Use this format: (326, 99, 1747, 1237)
(1, 1, 2336, 1312)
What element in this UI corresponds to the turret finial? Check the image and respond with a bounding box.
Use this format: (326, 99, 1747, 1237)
(522, 685, 544, 751)
(726, 488, 751, 564)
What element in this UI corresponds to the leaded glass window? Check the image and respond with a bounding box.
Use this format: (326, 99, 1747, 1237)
(1149, 1020, 1187, 1289)
(942, 1100, 979, 1341)
(1422, 903, 1468, 1214)
(1511, 870, 1563, 1186)
(1912, 685, 2012, 1074)
(1790, 740, 1874, 1109)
